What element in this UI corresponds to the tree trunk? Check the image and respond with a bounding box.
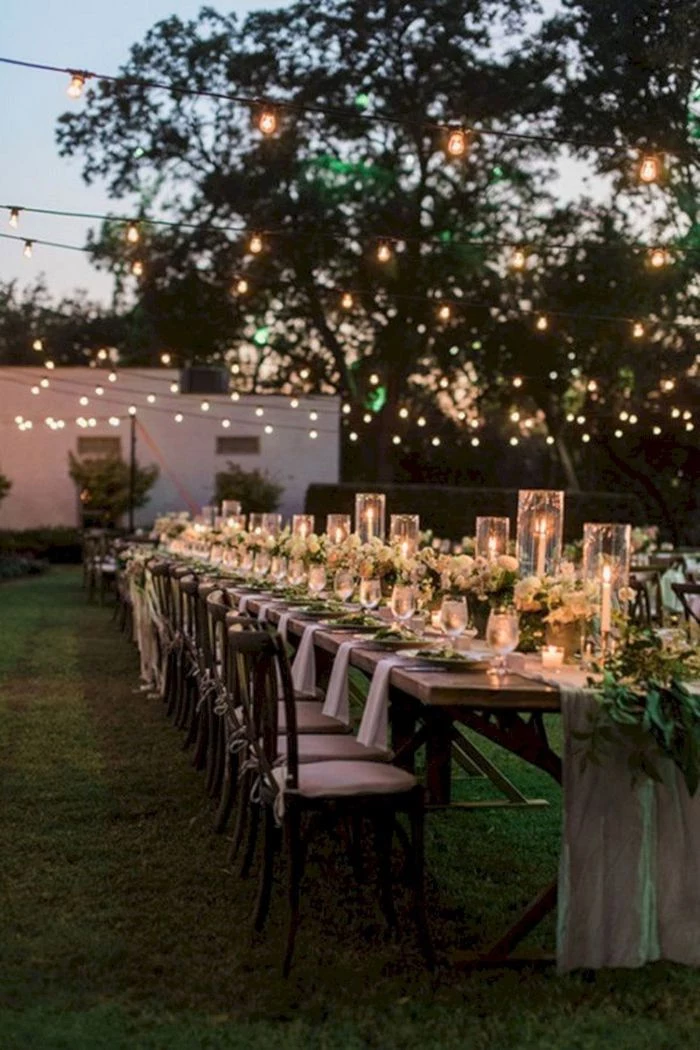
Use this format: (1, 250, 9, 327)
(600, 440, 680, 545)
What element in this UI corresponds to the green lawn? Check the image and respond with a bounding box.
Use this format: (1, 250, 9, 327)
(1, 569, 698, 1050)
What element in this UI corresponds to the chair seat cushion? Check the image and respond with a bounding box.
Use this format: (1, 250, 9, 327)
(279, 701, 351, 735)
(287, 760, 417, 799)
(277, 734, 388, 764)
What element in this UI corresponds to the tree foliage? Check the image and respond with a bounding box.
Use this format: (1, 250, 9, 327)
(68, 453, 159, 527)
(214, 463, 283, 513)
(0, 471, 11, 505)
(53, 0, 700, 535)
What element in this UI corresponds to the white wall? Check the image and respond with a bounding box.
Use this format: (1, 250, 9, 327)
(0, 367, 340, 528)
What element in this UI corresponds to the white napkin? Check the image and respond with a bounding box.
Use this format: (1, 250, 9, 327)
(237, 593, 259, 614)
(356, 655, 405, 752)
(321, 640, 356, 724)
(257, 601, 276, 623)
(291, 623, 322, 694)
(277, 612, 291, 644)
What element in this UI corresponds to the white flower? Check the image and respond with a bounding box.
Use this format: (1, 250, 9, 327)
(497, 555, 519, 573)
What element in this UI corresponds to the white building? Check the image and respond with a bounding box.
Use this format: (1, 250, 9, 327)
(0, 367, 340, 529)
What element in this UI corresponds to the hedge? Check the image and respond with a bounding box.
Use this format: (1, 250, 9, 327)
(305, 484, 645, 543)
(0, 555, 48, 581)
(0, 527, 82, 564)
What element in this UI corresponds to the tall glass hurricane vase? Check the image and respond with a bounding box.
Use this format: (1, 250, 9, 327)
(516, 490, 564, 577)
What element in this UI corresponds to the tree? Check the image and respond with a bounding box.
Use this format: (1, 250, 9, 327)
(214, 463, 283, 513)
(68, 453, 159, 527)
(0, 472, 11, 505)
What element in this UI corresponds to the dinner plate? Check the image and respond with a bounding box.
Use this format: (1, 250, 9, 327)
(402, 649, 492, 672)
(320, 619, 382, 632)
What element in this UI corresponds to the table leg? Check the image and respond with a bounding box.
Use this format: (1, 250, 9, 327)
(425, 710, 453, 805)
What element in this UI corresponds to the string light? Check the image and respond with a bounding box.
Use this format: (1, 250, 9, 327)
(512, 376, 523, 388)
(66, 72, 86, 99)
(264, 424, 274, 434)
(23, 240, 33, 258)
(40, 378, 49, 388)
(546, 435, 555, 445)
(45, 360, 54, 370)
(369, 373, 379, 385)
(398, 407, 409, 419)
(9, 207, 20, 229)
(175, 413, 183, 422)
(431, 436, 441, 447)
(648, 247, 669, 269)
(32, 338, 43, 351)
(376, 241, 392, 263)
(471, 437, 480, 447)
(363, 412, 372, 423)
(257, 107, 278, 135)
(146, 393, 156, 404)
(509, 436, 519, 446)
(342, 404, 352, 415)
(31, 385, 40, 395)
(235, 277, 249, 294)
(79, 396, 89, 406)
(169, 381, 179, 393)
(445, 127, 469, 158)
(417, 416, 426, 427)
(340, 292, 354, 309)
(349, 431, 358, 442)
(510, 247, 527, 270)
(638, 153, 662, 184)
(437, 303, 451, 322)
(95, 386, 104, 395)
(108, 372, 117, 382)
(632, 322, 645, 339)
(131, 259, 143, 276)
(128, 405, 137, 416)
(160, 352, 171, 365)
(309, 429, 318, 439)
(653, 425, 662, 435)
(535, 315, 548, 331)
(255, 406, 264, 417)
(201, 400, 210, 412)
(309, 411, 318, 421)
(221, 419, 231, 428)
(248, 233, 263, 255)
(614, 429, 623, 438)
(126, 221, 140, 244)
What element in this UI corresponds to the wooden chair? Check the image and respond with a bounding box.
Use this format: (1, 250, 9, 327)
(671, 583, 700, 636)
(230, 629, 433, 975)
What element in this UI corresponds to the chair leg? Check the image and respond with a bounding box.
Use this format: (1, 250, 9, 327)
(213, 749, 238, 833)
(373, 804, 397, 930)
(283, 802, 303, 978)
(205, 709, 220, 796)
(253, 807, 278, 932)
(408, 790, 435, 969)
(240, 801, 260, 879)
(227, 768, 251, 866)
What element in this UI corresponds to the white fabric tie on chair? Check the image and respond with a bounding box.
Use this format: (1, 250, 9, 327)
(291, 622, 323, 694)
(277, 612, 291, 644)
(257, 601, 276, 623)
(356, 655, 405, 752)
(321, 639, 356, 724)
(237, 593, 259, 614)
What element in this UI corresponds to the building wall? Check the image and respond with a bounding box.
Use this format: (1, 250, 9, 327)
(0, 367, 340, 529)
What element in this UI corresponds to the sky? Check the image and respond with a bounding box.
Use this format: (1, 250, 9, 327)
(0, 0, 282, 304)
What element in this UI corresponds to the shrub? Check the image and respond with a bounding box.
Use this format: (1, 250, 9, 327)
(214, 463, 283, 513)
(305, 484, 645, 543)
(0, 555, 48, 580)
(68, 454, 159, 528)
(0, 471, 11, 505)
(0, 527, 82, 564)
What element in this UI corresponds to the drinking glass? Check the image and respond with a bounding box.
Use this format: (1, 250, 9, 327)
(358, 578, 382, 611)
(253, 549, 271, 579)
(307, 564, 327, 597)
(390, 584, 416, 624)
(271, 556, 287, 584)
(439, 597, 468, 644)
(241, 549, 254, 573)
(486, 606, 520, 676)
(287, 558, 307, 587)
(334, 570, 355, 603)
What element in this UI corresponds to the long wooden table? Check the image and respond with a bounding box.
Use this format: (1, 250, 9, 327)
(230, 589, 564, 965)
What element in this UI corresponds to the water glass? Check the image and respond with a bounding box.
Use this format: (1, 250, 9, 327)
(287, 558, 307, 587)
(359, 578, 382, 611)
(486, 607, 520, 676)
(271, 556, 287, 584)
(439, 597, 468, 643)
(253, 550, 271, 579)
(390, 584, 416, 624)
(307, 564, 327, 596)
(334, 570, 355, 603)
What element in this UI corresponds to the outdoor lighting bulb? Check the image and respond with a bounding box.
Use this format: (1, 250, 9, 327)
(131, 260, 144, 276)
(175, 413, 183, 422)
(45, 360, 55, 370)
(299, 368, 310, 379)
(509, 436, 519, 446)
(376, 241, 392, 263)
(128, 406, 136, 416)
(662, 379, 675, 392)
(432, 436, 441, 447)
(97, 348, 108, 360)
(147, 394, 156, 404)
(108, 371, 117, 382)
(342, 404, 351, 415)
(160, 352, 171, 365)
(221, 419, 231, 428)
(309, 429, 318, 439)
(309, 411, 318, 421)
(258, 108, 277, 135)
(471, 437, 480, 447)
(513, 376, 523, 388)
(255, 407, 264, 417)
(341, 292, 354, 309)
(632, 322, 645, 339)
(201, 400, 210, 412)
(683, 410, 691, 420)
(235, 278, 249, 294)
(392, 435, 401, 445)
(399, 407, 408, 419)
(510, 411, 520, 422)
(170, 382, 179, 393)
(511, 248, 526, 270)
(349, 431, 358, 441)
(653, 425, 662, 435)
(546, 435, 555, 445)
(639, 154, 660, 184)
(290, 398, 299, 408)
(264, 424, 273, 434)
(417, 416, 426, 427)
(95, 386, 104, 395)
(369, 373, 379, 385)
(446, 127, 468, 158)
(535, 315, 548, 331)
(249, 233, 263, 254)
(79, 396, 89, 406)
(23, 240, 33, 259)
(582, 433, 591, 443)
(31, 386, 40, 395)
(67, 73, 85, 99)
(126, 221, 140, 244)
(671, 407, 680, 418)
(649, 247, 668, 269)
(438, 304, 451, 322)
(363, 413, 372, 423)
(32, 339, 43, 351)
(9, 207, 20, 229)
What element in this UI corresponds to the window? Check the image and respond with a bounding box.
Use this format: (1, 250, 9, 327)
(216, 436, 260, 455)
(76, 436, 121, 457)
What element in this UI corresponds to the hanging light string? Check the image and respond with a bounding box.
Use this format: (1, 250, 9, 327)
(0, 54, 682, 164)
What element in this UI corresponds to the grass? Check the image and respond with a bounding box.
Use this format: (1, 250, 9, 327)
(1, 568, 699, 1049)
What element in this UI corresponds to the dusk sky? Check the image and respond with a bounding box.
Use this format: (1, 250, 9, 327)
(0, 1, 284, 305)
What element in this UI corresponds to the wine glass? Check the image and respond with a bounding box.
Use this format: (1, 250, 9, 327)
(439, 597, 468, 647)
(334, 570, 355, 604)
(241, 549, 254, 574)
(486, 606, 520, 676)
(307, 564, 327, 597)
(358, 578, 382, 611)
(390, 583, 416, 624)
(287, 558, 306, 587)
(253, 549, 270, 580)
(272, 556, 287, 584)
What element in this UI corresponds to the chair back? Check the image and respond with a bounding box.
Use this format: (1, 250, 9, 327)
(671, 583, 700, 631)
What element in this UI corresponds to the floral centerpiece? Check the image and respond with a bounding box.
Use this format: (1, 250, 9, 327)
(631, 526, 659, 557)
(514, 564, 599, 655)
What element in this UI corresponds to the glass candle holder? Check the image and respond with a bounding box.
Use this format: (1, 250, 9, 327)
(326, 514, 351, 545)
(475, 516, 510, 561)
(221, 500, 242, 517)
(248, 513, 265, 535)
(390, 514, 420, 557)
(201, 504, 217, 526)
(226, 514, 247, 533)
(292, 514, 315, 539)
(583, 523, 632, 643)
(516, 490, 564, 577)
(262, 513, 283, 537)
(355, 493, 386, 543)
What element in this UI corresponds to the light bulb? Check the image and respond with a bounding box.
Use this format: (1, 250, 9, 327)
(67, 73, 85, 99)
(160, 352, 171, 365)
(399, 407, 409, 419)
(417, 416, 426, 427)
(9, 207, 19, 229)
(376, 241, 392, 263)
(653, 426, 662, 435)
(349, 431, 358, 441)
(40, 378, 49, 389)
(649, 247, 668, 269)
(95, 386, 104, 395)
(23, 240, 33, 259)
(392, 435, 401, 445)
(108, 372, 117, 382)
(221, 419, 231, 429)
(131, 260, 144, 276)
(431, 436, 441, 447)
(471, 437, 480, 447)
(45, 360, 54, 370)
(446, 127, 468, 158)
(126, 221, 140, 244)
(258, 108, 277, 135)
(235, 277, 249, 294)
(535, 315, 548, 331)
(341, 292, 354, 309)
(170, 382, 179, 393)
(201, 400, 210, 412)
(437, 303, 451, 322)
(511, 248, 526, 270)
(32, 338, 43, 351)
(309, 429, 318, 439)
(638, 153, 660, 184)
(632, 322, 645, 339)
(369, 373, 379, 385)
(96, 348, 108, 360)
(128, 405, 137, 416)
(255, 406, 264, 417)
(175, 413, 183, 422)
(249, 233, 263, 254)
(79, 396, 89, 406)
(147, 394, 156, 404)
(513, 376, 523, 388)
(264, 424, 273, 434)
